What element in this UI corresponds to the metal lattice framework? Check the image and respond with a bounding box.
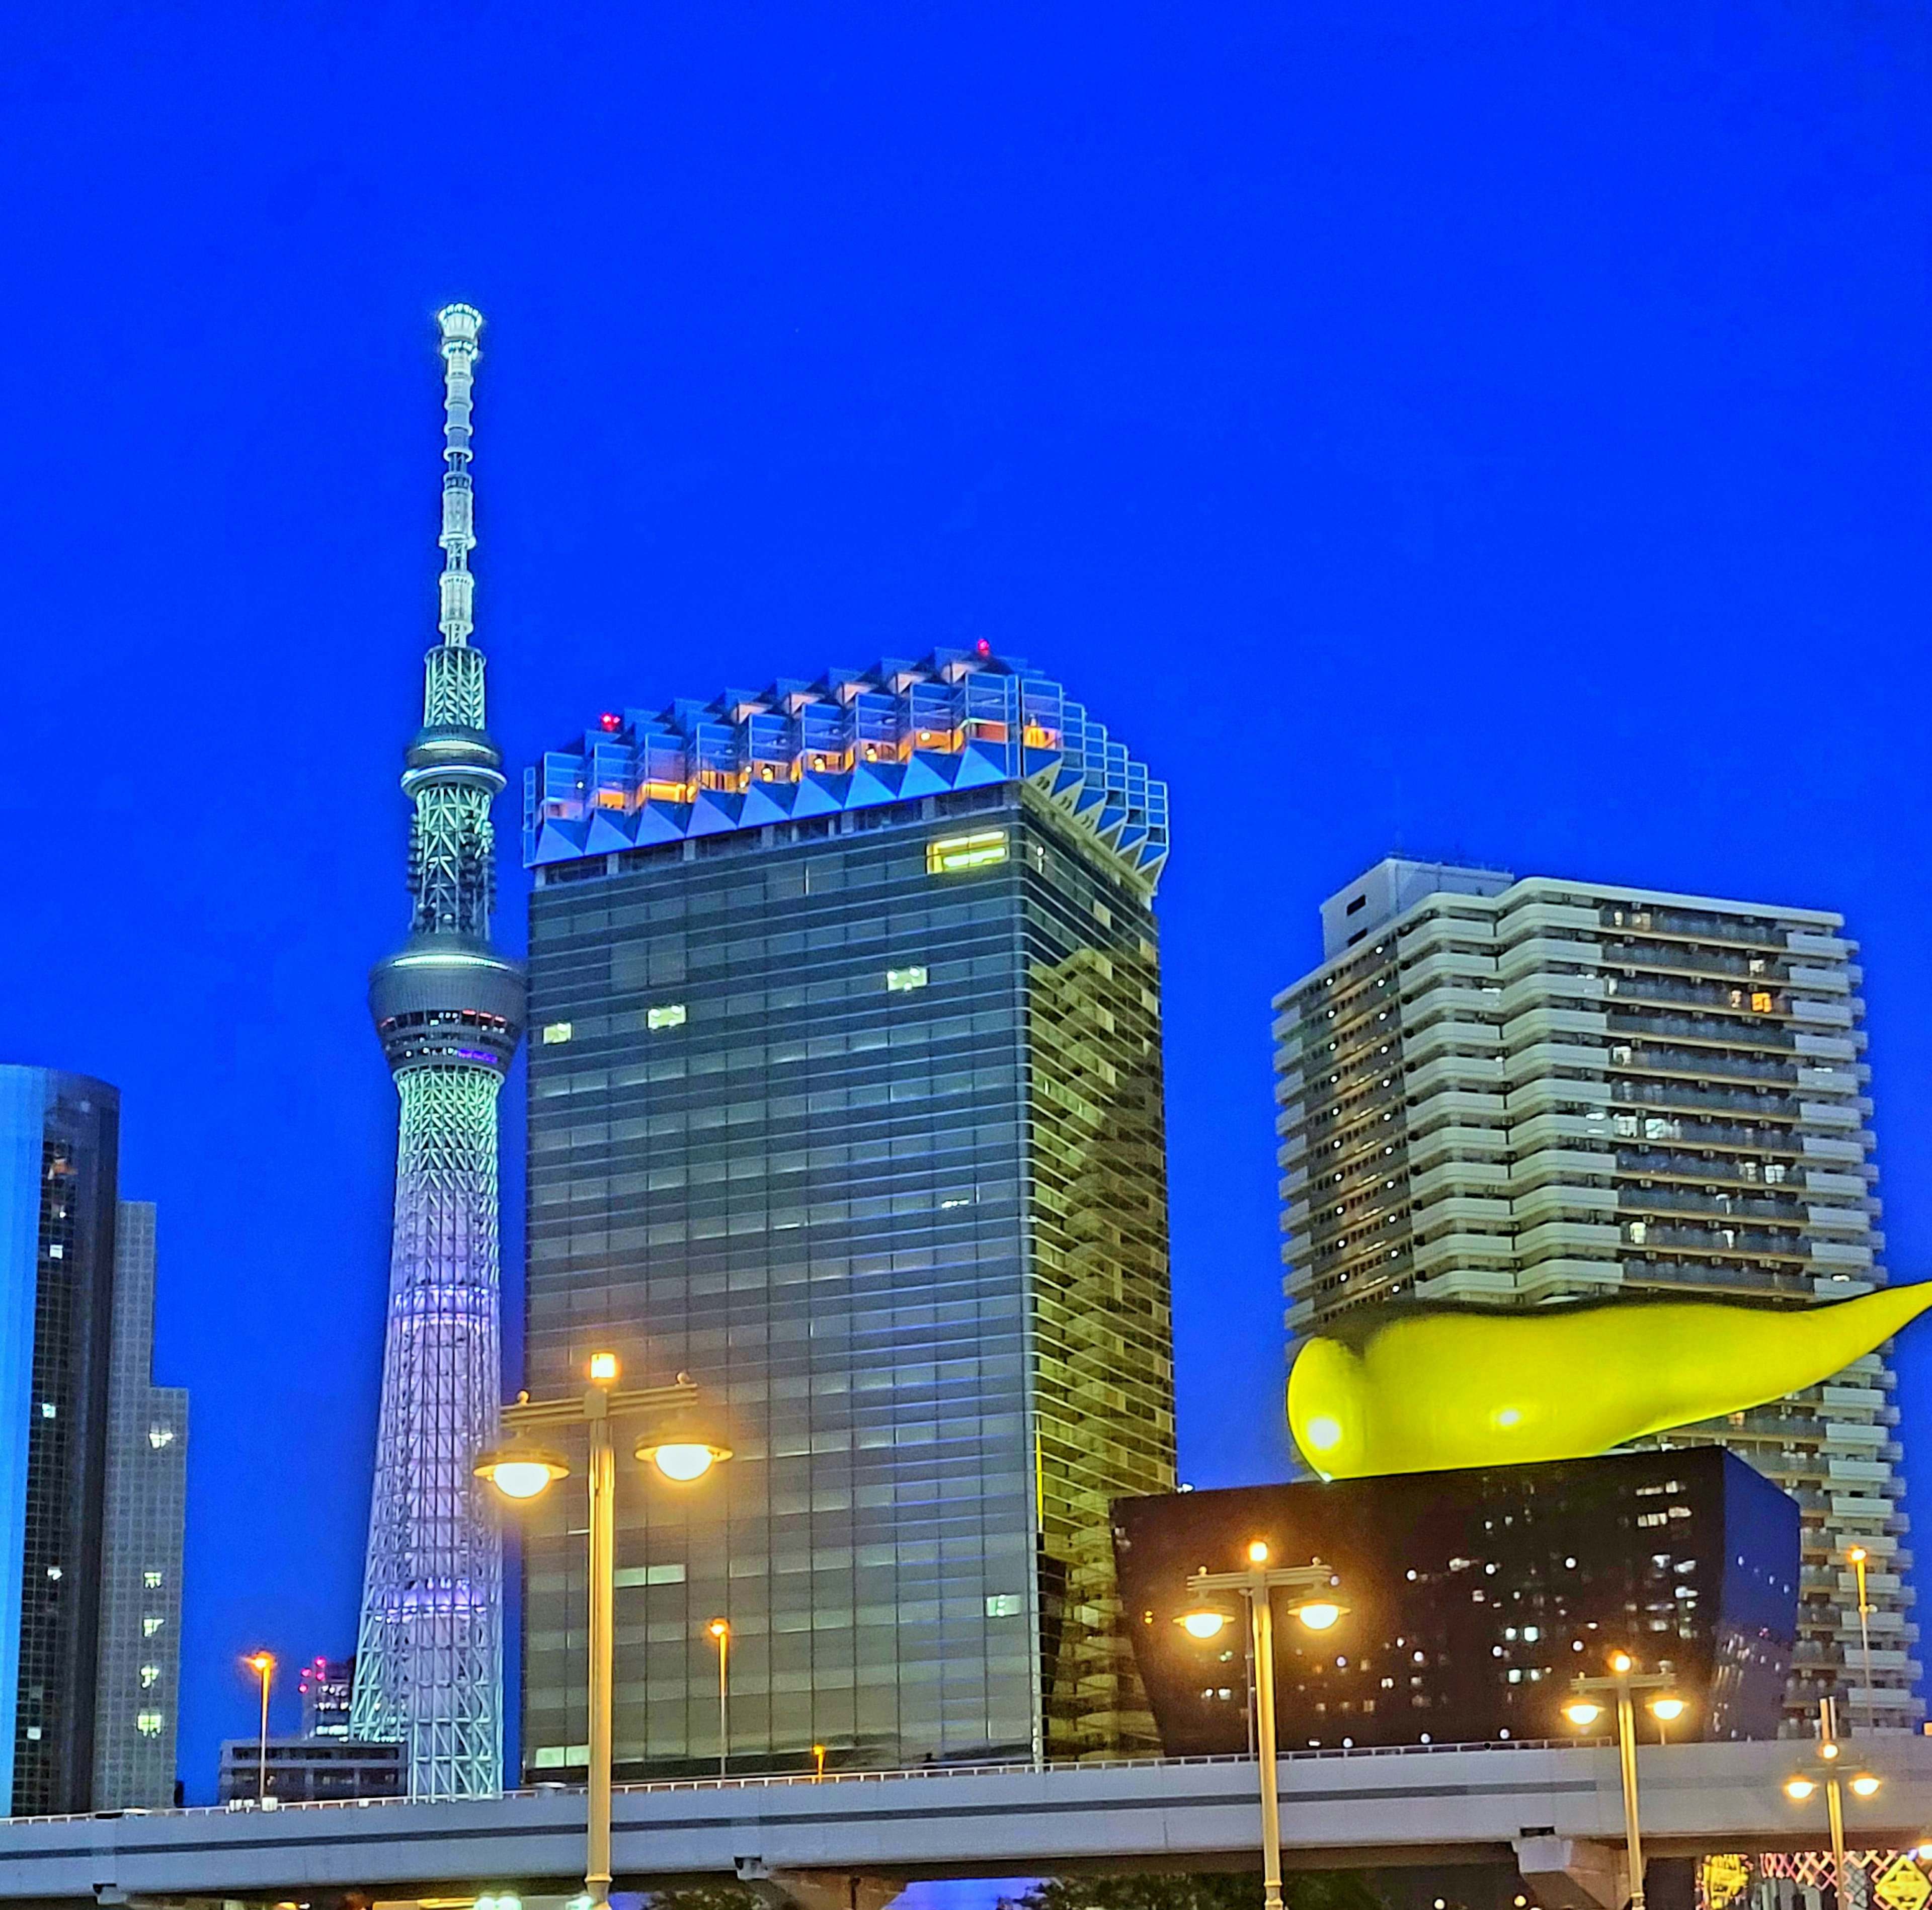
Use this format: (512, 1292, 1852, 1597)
(351, 305, 525, 1799)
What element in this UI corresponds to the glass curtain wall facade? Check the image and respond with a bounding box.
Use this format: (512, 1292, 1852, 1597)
(522, 654, 1173, 1777)
(93, 1201, 188, 1808)
(1273, 859, 1916, 1734)
(0, 1066, 121, 1814)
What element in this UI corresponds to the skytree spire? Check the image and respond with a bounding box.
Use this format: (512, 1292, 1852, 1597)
(351, 304, 525, 1798)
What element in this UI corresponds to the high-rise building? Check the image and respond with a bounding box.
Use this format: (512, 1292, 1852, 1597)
(519, 649, 1173, 1776)
(1273, 857, 1918, 1733)
(0, 1067, 120, 1814)
(93, 1200, 188, 1809)
(349, 305, 525, 1798)
(298, 1655, 354, 1738)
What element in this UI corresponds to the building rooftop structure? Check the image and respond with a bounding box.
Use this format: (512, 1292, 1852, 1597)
(522, 645, 1169, 892)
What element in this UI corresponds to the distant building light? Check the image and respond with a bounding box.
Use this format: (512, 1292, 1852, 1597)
(886, 967, 929, 994)
(135, 1711, 164, 1737)
(600, 713, 622, 732)
(39, 1402, 55, 1420)
(927, 831, 1009, 876)
(143, 1570, 163, 1589)
(147, 1427, 174, 1449)
(541, 1022, 574, 1045)
(986, 1593, 1022, 1617)
(647, 1004, 688, 1031)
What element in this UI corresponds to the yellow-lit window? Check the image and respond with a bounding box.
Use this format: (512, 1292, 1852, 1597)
(926, 830, 1009, 876)
(541, 1022, 573, 1045)
(646, 1004, 687, 1031)
(142, 1570, 163, 1589)
(135, 1711, 163, 1737)
(1750, 991, 1773, 1013)
(142, 1616, 164, 1637)
(139, 1665, 160, 1689)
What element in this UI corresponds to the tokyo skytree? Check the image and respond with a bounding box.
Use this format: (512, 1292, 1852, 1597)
(350, 303, 525, 1798)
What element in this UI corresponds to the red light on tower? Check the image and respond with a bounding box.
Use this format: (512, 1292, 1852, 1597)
(600, 712, 622, 732)
(975, 640, 991, 657)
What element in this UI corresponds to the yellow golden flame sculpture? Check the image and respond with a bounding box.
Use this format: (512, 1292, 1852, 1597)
(1287, 1285, 1932, 1480)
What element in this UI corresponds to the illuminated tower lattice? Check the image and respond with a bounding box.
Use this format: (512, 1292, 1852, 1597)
(350, 304, 525, 1798)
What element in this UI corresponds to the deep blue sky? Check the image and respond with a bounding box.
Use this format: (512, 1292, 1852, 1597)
(2, 0, 1929, 1801)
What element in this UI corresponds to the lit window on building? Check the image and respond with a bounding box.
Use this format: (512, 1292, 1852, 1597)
(541, 1022, 573, 1045)
(147, 1427, 173, 1449)
(139, 1666, 160, 1689)
(926, 829, 1008, 875)
(985, 1593, 1022, 1617)
(886, 966, 928, 993)
(646, 1004, 687, 1031)
(143, 1570, 163, 1589)
(135, 1711, 163, 1737)
(142, 1616, 164, 1636)
(39, 1402, 55, 1420)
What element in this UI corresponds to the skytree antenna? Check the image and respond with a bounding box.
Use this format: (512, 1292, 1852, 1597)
(350, 304, 525, 1798)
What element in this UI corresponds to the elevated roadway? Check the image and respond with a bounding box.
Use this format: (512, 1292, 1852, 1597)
(5, 1737, 1930, 1910)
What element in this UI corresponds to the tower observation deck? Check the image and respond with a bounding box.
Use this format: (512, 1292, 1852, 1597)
(350, 304, 525, 1798)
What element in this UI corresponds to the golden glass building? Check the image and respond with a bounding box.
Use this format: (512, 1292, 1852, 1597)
(1274, 857, 1918, 1734)
(520, 647, 1174, 1774)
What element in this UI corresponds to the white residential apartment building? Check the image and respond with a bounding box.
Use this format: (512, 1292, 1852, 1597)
(1274, 857, 1919, 1734)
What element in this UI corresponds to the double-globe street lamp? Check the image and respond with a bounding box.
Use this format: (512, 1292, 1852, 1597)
(1784, 1697, 1882, 1907)
(1561, 1651, 1688, 1910)
(1178, 1542, 1348, 1910)
(476, 1352, 733, 1910)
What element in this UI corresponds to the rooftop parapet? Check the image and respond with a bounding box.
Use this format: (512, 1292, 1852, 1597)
(522, 644, 1170, 891)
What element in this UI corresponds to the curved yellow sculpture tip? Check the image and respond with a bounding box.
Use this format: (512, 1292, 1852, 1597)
(1287, 1285, 1932, 1480)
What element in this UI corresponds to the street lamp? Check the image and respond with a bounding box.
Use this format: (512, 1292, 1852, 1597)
(1178, 1540, 1348, 1910)
(242, 1651, 275, 1803)
(1563, 1650, 1686, 1910)
(1785, 1697, 1881, 1907)
(475, 1353, 732, 1910)
(707, 1619, 730, 1778)
(1848, 1546, 1876, 1733)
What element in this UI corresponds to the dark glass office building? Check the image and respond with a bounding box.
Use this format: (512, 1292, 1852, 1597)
(1114, 1447, 1799, 1754)
(0, 1067, 122, 1815)
(520, 648, 1174, 1775)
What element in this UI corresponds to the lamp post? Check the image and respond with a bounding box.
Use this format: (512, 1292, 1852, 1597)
(243, 1651, 275, 1803)
(1785, 1696, 1881, 1909)
(707, 1619, 730, 1778)
(475, 1353, 732, 1910)
(1847, 1547, 1876, 1734)
(1562, 1651, 1686, 1910)
(1178, 1541, 1347, 1910)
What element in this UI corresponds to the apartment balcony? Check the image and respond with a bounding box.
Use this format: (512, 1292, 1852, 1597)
(1503, 1039, 1611, 1080)
(1809, 1238, 1875, 1271)
(1508, 1111, 1619, 1152)
(1498, 972, 1607, 1017)
(1415, 1265, 1519, 1301)
(1407, 1121, 1510, 1169)
(1806, 1205, 1872, 1236)
(1409, 1158, 1507, 1200)
(1512, 1185, 1619, 1228)
(1404, 1019, 1502, 1066)
(1409, 1092, 1509, 1131)
(1502, 1005, 1611, 1048)
(1509, 1147, 1617, 1192)
(1407, 1052, 1505, 1095)
(1411, 1229, 1516, 1274)
(1412, 1193, 1513, 1230)
(1789, 964, 1852, 994)
(1399, 950, 1497, 993)
(1515, 1217, 1621, 1260)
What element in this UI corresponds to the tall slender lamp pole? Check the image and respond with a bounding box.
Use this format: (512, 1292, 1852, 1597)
(475, 1355, 731, 1910)
(1179, 1543, 1346, 1910)
(1848, 1547, 1876, 1734)
(709, 1619, 731, 1777)
(244, 1652, 275, 1803)
(1564, 1652, 1686, 1910)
